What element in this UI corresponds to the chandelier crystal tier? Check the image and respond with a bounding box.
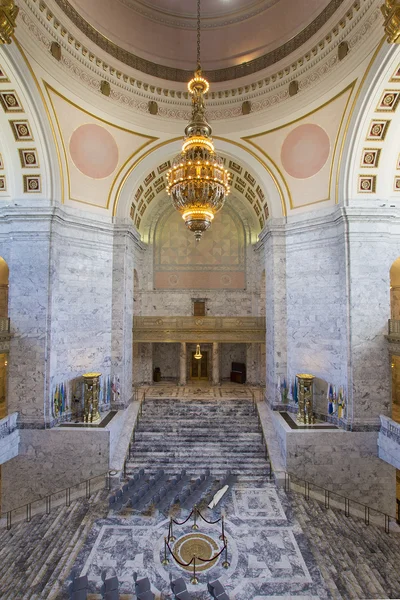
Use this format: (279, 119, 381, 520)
(166, 0, 231, 242)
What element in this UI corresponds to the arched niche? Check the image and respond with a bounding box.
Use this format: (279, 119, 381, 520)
(153, 203, 246, 291)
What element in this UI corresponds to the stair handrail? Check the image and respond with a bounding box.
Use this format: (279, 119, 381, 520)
(283, 470, 399, 532)
(0, 469, 113, 530)
(1, 391, 147, 529)
(123, 391, 145, 478)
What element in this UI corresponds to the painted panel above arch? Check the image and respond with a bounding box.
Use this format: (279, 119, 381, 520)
(45, 84, 157, 209)
(243, 83, 355, 210)
(153, 205, 246, 290)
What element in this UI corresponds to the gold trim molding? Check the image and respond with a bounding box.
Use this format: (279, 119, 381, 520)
(133, 316, 266, 344)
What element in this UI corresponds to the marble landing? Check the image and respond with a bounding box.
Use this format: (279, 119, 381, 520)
(142, 383, 260, 401)
(67, 480, 330, 600)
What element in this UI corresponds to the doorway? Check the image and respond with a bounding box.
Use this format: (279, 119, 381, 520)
(190, 351, 208, 380)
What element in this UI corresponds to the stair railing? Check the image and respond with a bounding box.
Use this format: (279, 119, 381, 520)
(123, 391, 145, 479)
(283, 470, 399, 534)
(1, 470, 113, 530)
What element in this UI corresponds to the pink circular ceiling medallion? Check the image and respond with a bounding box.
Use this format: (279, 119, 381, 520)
(281, 124, 330, 179)
(69, 124, 119, 179)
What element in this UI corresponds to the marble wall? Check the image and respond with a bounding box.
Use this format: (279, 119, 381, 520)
(152, 343, 180, 380)
(260, 222, 287, 404)
(1, 427, 109, 512)
(378, 415, 400, 470)
(1, 212, 52, 427)
(259, 207, 399, 428)
(132, 342, 153, 385)
(284, 211, 348, 417)
(49, 214, 114, 420)
(272, 411, 396, 515)
(220, 343, 246, 380)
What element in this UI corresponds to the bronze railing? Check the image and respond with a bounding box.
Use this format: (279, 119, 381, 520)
(1, 471, 112, 530)
(0, 316, 10, 334)
(388, 319, 400, 335)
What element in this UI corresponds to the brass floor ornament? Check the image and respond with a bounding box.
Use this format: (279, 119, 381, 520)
(173, 532, 219, 572)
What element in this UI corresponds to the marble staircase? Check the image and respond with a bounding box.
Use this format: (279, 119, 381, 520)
(289, 490, 400, 600)
(126, 397, 270, 478)
(0, 489, 109, 600)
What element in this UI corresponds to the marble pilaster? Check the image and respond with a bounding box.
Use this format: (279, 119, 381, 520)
(111, 225, 142, 408)
(179, 342, 187, 386)
(259, 223, 287, 406)
(212, 341, 220, 385)
(246, 343, 260, 385)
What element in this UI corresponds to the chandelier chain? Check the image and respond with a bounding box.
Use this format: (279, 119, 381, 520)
(197, 0, 201, 66)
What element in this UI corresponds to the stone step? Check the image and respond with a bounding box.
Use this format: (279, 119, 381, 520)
(132, 441, 264, 455)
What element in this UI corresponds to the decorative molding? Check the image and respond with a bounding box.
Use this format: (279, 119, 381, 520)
(0, 89, 23, 113)
(358, 174, 377, 191)
(23, 174, 41, 193)
(0, 174, 6, 191)
(394, 175, 400, 190)
(52, 0, 347, 83)
(0, 64, 9, 82)
(18, 148, 40, 168)
(366, 119, 391, 139)
(18, 0, 380, 120)
(0, 153, 3, 169)
(375, 88, 400, 111)
(360, 148, 381, 166)
(132, 316, 266, 343)
(9, 119, 34, 141)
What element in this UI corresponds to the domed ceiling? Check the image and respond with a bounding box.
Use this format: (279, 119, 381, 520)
(57, 0, 346, 81)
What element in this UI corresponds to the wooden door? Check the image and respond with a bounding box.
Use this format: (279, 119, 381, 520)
(190, 351, 208, 380)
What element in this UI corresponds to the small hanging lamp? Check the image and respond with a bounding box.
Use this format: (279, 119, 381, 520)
(194, 344, 202, 360)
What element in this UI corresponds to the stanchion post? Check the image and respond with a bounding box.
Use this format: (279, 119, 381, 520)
(169, 517, 176, 542)
(192, 505, 199, 530)
(161, 537, 170, 565)
(191, 556, 199, 585)
(219, 515, 226, 542)
(222, 540, 230, 569)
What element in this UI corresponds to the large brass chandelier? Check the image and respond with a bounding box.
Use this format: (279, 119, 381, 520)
(166, 0, 231, 242)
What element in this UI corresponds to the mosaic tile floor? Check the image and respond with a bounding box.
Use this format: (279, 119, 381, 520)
(68, 480, 330, 600)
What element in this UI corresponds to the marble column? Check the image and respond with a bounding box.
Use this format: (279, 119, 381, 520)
(179, 342, 187, 386)
(212, 342, 220, 385)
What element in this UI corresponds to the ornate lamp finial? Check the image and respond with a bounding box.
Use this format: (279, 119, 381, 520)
(381, 0, 400, 44)
(0, 0, 19, 45)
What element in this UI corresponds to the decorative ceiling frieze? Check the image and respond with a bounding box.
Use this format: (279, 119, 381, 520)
(52, 0, 346, 83)
(18, 0, 380, 121)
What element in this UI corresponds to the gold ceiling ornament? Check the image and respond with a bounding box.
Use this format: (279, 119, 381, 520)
(194, 344, 202, 360)
(166, 0, 231, 242)
(0, 0, 19, 45)
(381, 0, 400, 43)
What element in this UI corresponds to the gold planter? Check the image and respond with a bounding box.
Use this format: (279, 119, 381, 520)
(296, 374, 315, 425)
(83, 372, 101, 423)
